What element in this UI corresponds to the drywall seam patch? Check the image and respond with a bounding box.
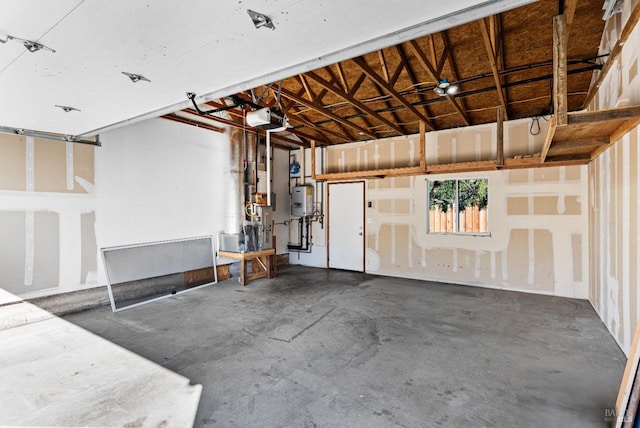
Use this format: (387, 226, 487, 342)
(453, 248, 458, 273)
(452, 137, 457, 163)
(501, 250, 508, 280)
(490, 251, 496, 278)
(24, 136, 34, 286)
(558, 167, 566, 214)
(66, 142, 74, 191)
(623, 135, 631, 348)
(637, 129, 640, 346)
(528, 170, 534, 285)
(409, 139, 415, 166)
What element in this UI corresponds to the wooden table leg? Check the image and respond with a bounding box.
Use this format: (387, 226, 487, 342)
(240, 259, 247, 286)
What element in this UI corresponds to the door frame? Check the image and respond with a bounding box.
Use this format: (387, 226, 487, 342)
(327, 180, 366, 272)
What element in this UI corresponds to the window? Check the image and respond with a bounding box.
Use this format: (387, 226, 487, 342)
(427, 178, 489, 234)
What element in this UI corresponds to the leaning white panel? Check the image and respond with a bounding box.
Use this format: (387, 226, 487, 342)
(101, 235, 218, 312)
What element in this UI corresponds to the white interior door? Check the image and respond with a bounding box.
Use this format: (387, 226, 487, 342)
(328, 181, 364, 271)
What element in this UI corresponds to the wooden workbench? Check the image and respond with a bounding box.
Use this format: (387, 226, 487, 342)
(218, 249, 276, 286)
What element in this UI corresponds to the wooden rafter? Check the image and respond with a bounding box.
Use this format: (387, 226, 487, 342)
(334, 63, 350, 93)
(366, 54, 408, 134)
(349, 73, 367, 96)
(553, 14, 568, 126)
(162, 113, 225, 133)
(305, 70, 404, 135)
(407, 40, 470, 126)
(323, 66, 378, 134)
(439, 30, 470, 123)
(564, 0, 578, 26)
(287, 113, 350, 144)
(279, 86, 376, 139)
(352, 56, 435, 130)
(287, 82, 353, 141)
(378, 50, 391, 83)
(584, 1, 640, 107)
(394, 44, 436, 130)
(479, 17, 509, 120)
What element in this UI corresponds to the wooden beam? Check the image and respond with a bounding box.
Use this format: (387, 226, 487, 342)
(279, 87, 376, 139)
(311, 139, 317, 179)
(287, 113, 352, 143)
(161, 114, 225, 133)
(316, 165, 423, 181)
(568, 105, 640, 125)
(591, 118, 640, 160)
(504, 157, 588, 169)
(352, 56, 435, 130)
(564, 0, 578, 26)
(305, 71, 404, 136)
(420, 121, 426, 172)
(480, 18, 509, 120)
(407, 40, 470, 126)
(349, 73, 367, 96)
(315, 155, 592, 181)
(395, 44, 437, 131)
(584, 2, 640, 107)
(540, 115, 557, 162)
(553, 14, 568, 126)
(378, 50, 391, 82)
(334, 63, 350, 93)
(426, 160, 497, 174)
(497, 107, 504, 166)
(323, 66, 379, 137)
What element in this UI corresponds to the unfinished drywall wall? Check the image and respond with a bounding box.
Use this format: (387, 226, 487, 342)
(95, 118, 230, 286)
(588, 2, 640, 355)
(322, 118, 588, 298)
(0, 134, 96, 297)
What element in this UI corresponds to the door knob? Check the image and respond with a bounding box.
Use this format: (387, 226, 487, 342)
(358, 232, 363, 236)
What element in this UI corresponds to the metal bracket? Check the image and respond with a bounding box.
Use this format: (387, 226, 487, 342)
(247, 9, 275, 30)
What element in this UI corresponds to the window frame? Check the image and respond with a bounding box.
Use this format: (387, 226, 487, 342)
(427, 177, 490, 236)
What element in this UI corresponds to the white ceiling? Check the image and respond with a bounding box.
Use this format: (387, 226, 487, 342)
(0, 0, 535, 137)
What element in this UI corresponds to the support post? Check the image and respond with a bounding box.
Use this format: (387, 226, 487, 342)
(497, 107, 504, 167)
(553, 14, 568, 126)
(311, 140, 317, 180)
(419, 121, 426, 173)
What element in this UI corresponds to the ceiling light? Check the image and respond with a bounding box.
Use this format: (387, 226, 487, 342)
(55, 105, 81, 113)
(247, 9, 275, 30)
(0, 35, 55, 53)
(433, 78, 458, 97)
(122, 71, 150, 83)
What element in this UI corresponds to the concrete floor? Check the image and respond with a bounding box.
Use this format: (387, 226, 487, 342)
(65, 265, 625, 428)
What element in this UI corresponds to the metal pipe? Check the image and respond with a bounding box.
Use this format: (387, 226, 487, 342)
(299, 146, 305, 185)
(266, 130, 272, 206)
(0, 126, 101, 146)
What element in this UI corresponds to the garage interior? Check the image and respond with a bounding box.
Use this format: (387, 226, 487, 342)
(1, 0, 640, 426)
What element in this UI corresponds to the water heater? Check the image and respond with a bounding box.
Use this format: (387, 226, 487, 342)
(291, 185, 313, 217)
